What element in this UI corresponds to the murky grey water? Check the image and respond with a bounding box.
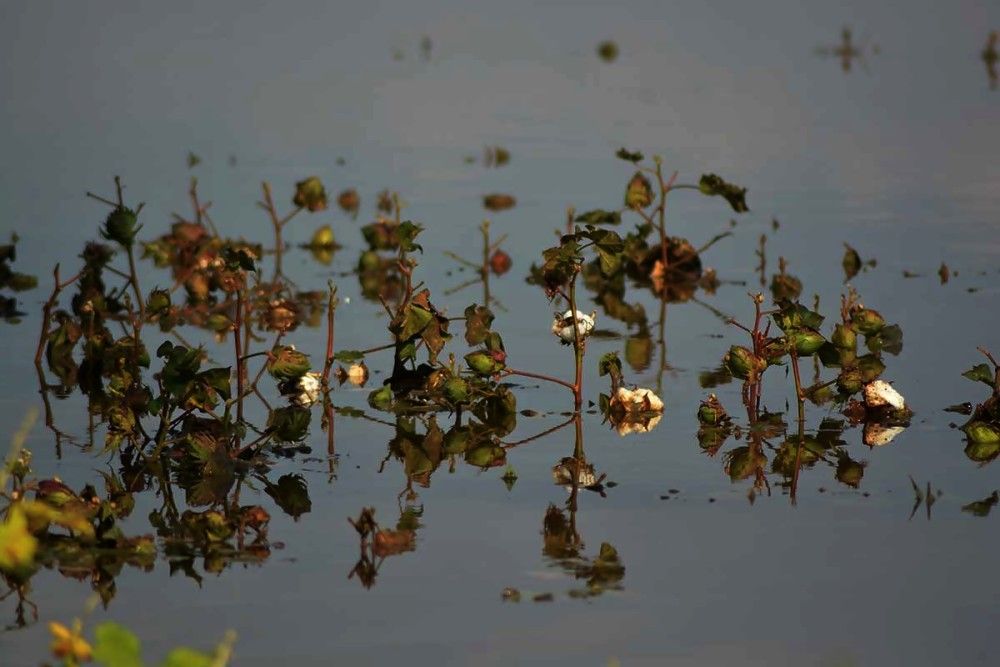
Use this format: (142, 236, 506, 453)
(2, 1, 999, 664)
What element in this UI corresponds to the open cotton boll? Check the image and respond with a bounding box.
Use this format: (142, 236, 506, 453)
(613, 386, 664, 413)
(863, 422, 906, 447)
(863, 380, 905, 410)
(551, 310, 597, 343)
(293, 372, 322, 406)
(615, 414, 662, 436)
(552, 459, 598, 488)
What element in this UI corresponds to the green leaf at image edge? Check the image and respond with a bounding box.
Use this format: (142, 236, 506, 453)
(93, 621, 143, 667)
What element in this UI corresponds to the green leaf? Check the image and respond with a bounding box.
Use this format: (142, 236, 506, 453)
(463, 304, 495, 345)
(962, 363, 995, 387)
(842, 244, 862, 280)
(266, 346, 310, 380)
(864, 324, 903, 356)
(484, 331, 505, 353)
(615, 148, 643, 163)
(772, 301, 824, 333)
(267, 406, 311, 442)
(264, 474, 312, 519)
(583, 227, 624, 276)
(398, 340, 417, 362)
(333, 349, 365, 362)
(161, 647, 213, 667)
(399, 304, 433, 341)
(598, 351, 623, 382)
(0, 508, 37, 574)
(198, 367, 232, 400)
(575, 209, 621, 226)
(698, 174, 748, 213)
(397, 221, 424, 253)
(93, 621, 143, 667)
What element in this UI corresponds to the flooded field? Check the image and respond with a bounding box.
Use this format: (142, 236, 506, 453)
(2, 1, 1000, 665)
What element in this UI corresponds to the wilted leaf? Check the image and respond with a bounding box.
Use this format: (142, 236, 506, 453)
(464, 304, 495, 345)
(843, 244, 862, 280)
(293, 177, 328, 212)
(575, 209, 621, 226)
(698, 173, 748, 213)
(615, 148, 643, 163)
(963, 363, 995, 387)
(264, 474, 312, 519)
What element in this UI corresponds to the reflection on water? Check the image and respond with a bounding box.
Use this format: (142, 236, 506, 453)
(815, 27, 878, 73)
(984, 31, 999, 90)
(3, 2, 1000, 664)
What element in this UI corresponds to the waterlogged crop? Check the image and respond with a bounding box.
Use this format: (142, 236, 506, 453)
(0, 140, 989, 665)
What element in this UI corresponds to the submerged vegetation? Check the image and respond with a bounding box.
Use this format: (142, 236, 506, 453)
(0, 135, 996, 661)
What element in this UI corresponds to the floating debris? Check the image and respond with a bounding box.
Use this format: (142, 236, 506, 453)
(483, 193, 516, 211)
(596, 40, 619, 63)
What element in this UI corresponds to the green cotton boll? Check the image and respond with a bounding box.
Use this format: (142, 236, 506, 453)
(697, 427, 729, 450)
(837, 368, 863, 395)
(202, 511, 235, 542)
(207, 313, 232, 333)
(443, 427, 470, 455)
(963, 421, 1000, 444)
(266, 346, 311, 380)
(789, 329, 826, 356)
(357, 250, 382, 272)
(367, 386, 394, 411)
(147, 288, 171, 315)
(624, 172, 654, 209)
(851, 307, 885, 335)
(697, 395, 728, 426)
(465, 351, 502, 377)
(697, 404, 723, 426)
(292, 176, 328, 212)
(443, 377, 469, 404)
(101, 206, 139, 247)
(724, 345, 763, 380)
(964, 438, 1000, 462)
(831, 323, 857, 351)
(857, 355, 886, 383)
(465, 445, 505, 468)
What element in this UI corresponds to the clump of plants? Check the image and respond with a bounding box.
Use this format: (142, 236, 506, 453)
(958, 348, 1000, 463)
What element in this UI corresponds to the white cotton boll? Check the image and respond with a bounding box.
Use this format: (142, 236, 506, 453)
(551, 457, 598, 489)
(613, 387, 664, 413)
(863, 380, 905, 410)
(294, 372, 322, 406)
(863, 422, 906, 447)
(551, 310, 596, 343)
(615, 414, 662, 436)
(346, 363, 369, 386)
